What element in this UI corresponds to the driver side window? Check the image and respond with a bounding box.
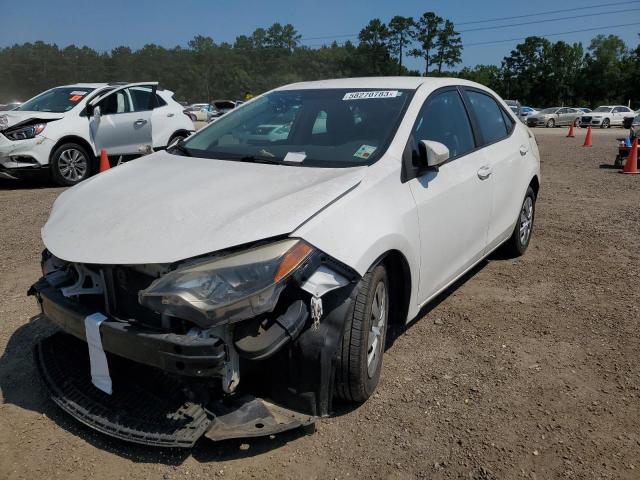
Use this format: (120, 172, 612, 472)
(99, 90, 132, 115)
(414, 90, 475, 159)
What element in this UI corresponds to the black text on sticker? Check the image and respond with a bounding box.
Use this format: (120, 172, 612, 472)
(343, 91, 399, 101)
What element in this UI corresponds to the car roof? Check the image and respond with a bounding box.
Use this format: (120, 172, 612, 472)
(57, 83, 110, 89)
(275, 76, 481, 91)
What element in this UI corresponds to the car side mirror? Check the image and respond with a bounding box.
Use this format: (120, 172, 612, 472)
(418, 140, 450, 169)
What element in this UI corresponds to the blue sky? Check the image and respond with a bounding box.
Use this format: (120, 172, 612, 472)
(1, 0, 639, 70)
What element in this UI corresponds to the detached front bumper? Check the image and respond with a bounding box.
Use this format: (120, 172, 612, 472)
(29, 255, 357, 447)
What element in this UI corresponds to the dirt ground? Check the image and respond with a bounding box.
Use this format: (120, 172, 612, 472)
(1, 127, 639, 479)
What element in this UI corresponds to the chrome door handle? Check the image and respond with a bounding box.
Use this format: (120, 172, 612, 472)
(477, 165, 492, 180)
(134, 119, 147, 126)
(519, 145, 528, 156)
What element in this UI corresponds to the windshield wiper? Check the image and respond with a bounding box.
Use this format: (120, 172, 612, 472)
(169, 143, 192, 157)
(237, 155, 282, 165)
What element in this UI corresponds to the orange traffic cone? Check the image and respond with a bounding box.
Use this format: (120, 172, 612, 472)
(583, 126, 593, 147)
(621, 137, 639, 174)
(99, 149, 110, 172)
(566, 124, 575, 138)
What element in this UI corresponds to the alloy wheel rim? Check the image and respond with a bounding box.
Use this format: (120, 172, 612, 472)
(58, 149, 88, 182)
(519, 196, 533, 245)
(367, 281, 387, 377)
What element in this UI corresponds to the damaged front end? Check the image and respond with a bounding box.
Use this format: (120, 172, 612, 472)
(29, 239, 359, 447)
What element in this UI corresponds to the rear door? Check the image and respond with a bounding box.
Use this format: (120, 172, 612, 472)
(408, 88, 493, 303)
(558, 108, 571, 125)
(461, 88, 529, 252)
(90, 83, 156, 155)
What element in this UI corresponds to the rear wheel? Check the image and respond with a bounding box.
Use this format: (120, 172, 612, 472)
(336, 264, 389, 403)
(50, 143, 92, 186)
(167, 133, 187, 148)
(502, 186, 536, 257)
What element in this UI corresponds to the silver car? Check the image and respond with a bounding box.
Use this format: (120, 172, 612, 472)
(527, 107, 582, 128)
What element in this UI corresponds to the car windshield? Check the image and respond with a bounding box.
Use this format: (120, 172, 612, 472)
(17, 87, 94, 113)
(540, 108, 559, 114)
(594, 107, 612, 113)
(181, 88, 413, 167)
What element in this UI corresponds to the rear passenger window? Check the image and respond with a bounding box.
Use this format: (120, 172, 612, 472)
(464, 91, 511, 145)
(127, 86, 154, 112)
(154, 94, 167, 107)
(414, 90, 475, 159)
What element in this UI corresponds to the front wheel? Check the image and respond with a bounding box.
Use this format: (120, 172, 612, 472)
(50, 143, 92, 186)
(546, 119, 555, 128)
(601, 119, 610, 129)
(335, 264, 389, 403)
(502, 186, 536, 257)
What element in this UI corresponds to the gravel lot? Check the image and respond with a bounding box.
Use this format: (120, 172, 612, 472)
(1, 127, 639, 479)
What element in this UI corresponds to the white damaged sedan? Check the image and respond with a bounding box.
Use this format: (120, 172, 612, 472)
(30, 77, 540, 447)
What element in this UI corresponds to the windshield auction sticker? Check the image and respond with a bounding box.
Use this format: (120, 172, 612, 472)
(343, 90, 399, 101)
(354, 145, 377, 159)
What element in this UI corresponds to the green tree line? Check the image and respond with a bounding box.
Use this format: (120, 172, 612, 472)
(0, 14, 638, 108)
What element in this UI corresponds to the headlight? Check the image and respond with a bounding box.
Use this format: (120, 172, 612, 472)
(4, 123, 46, 141)
(139, 239, 314, 327)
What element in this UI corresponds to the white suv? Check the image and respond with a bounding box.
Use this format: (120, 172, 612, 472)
(0, 82, 194, 185)
(581, 105, 636, 128)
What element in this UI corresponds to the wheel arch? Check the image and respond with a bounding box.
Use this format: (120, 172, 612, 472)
(372, 249, 412, 327)
(529, 175, 540, 199)
(49, 135, 97, 169)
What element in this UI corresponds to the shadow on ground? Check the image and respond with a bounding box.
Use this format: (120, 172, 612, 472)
(0, 178, 58, 191)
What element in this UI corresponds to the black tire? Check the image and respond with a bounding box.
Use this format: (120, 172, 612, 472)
(502, 186, 536, 257)
(50, 143, 92, 186)
(601, 119, 610, 129)
(167, 133, 187, 148)
(574, 118, 581, 127)
(188, 113, 197, 122)
(546, 119, 555, 128)
(336, 264, 389, 403)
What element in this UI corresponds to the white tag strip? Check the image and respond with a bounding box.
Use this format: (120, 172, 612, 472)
(84, 312, 112, 395)
(283, 151, 306, 163)
(343, 90, 399, 101)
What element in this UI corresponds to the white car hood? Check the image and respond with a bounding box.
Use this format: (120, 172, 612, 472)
(0, 111, 65, 131)
(42, 151, 366, 264)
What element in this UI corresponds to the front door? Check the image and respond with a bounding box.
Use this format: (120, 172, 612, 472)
(408, 88, 494, 304)
(90, 84, 155, 155)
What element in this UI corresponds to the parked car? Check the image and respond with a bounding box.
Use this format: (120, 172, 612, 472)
(581, 105, 636, 128)
(574, 107, 592, 114)
(505, 99, 520, 116)
(31, 77, 540, 446)
(0, 82, 194, 185)
(207, 99, 238, 121)
(623, 109, 640, 129)
(518, 106, 539, 121)
(184, 103, 217, 122)
(526, 107, 581, 128)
